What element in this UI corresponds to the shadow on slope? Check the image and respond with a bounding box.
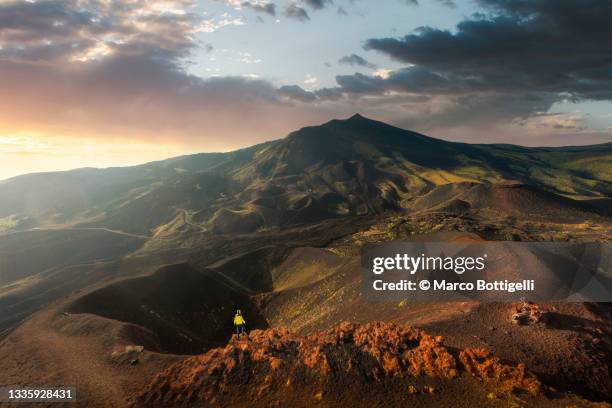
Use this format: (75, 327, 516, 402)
(0, 229, 145, 286)
(66, 263, 268, 354)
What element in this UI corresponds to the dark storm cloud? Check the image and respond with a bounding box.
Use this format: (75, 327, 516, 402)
(289, 0, 612, 132)
(302, 0, 332, 10)
(241, 1, 276, 16)
(268, 0, 612, 138)
(364, 0, 612, 102)
(284, 3, 310, 21)
(338, 53, 376, 68)
(335, 73, 383, 94)
(278, 85, 317, 102)
(334, 66, 464, 97)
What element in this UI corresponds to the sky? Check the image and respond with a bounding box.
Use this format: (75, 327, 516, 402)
(1, 0, 611, 180)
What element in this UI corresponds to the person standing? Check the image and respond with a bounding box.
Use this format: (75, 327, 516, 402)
(234, 309, 246, 339)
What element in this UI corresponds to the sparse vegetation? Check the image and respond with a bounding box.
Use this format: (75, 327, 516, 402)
(0, 116, 610, 407)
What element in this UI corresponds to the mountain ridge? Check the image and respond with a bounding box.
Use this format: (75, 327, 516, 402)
(0, 115, 610, 235)
(2, 114, 610, 183)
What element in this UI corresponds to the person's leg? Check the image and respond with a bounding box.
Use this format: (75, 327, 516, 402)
(236, 325, 240, 339)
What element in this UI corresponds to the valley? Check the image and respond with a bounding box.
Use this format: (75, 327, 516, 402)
(0, 115, 610, 407)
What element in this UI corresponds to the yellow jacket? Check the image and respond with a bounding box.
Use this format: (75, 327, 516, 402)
(234, 314, 246, 326)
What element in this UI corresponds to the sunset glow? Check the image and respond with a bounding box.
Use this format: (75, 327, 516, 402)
(1, 0, 611, 180)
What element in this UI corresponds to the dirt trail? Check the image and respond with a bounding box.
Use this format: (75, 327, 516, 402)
(1, 227, 150, 240)
(0, 312, 124, 407)
(0, 309, 178, 407)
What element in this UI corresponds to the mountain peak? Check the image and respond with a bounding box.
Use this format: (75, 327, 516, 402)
(320, 113, 380, 129)
(347, 113, 367, 121)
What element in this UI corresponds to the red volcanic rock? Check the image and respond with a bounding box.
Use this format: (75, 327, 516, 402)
(133, 322, 539, 407)
(460, 348, 541, 395)
(511, 301, 542, 325)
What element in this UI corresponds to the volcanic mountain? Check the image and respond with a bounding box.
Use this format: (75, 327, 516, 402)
(1, 114, 610, 236)
(0, 115, 610, 407)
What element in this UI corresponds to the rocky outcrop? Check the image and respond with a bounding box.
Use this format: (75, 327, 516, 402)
(133, 322, 541, 407)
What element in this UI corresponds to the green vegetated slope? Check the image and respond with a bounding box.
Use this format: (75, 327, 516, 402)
(0, 115, 609, 236)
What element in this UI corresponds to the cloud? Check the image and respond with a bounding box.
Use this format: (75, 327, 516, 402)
(337, 6, 348, 16)
(334, 73, 384, 94)
(302, 0, 332, 10)
(240, 1, 277, 16)
(284, 3, 310, 21)
(304, 74, 318, 85)
(278, 85, 317, 102)
(1, 0, 609, 162)
(526, 112, 588, 131)
(237, 52, 262, 64)
(0, 52, 285, 128)
(333, 66, 466, 96)
(0, 0, 247, 64)
(0, 0, 318, 150)
(436, 0, 456, 7)
(364, 0, 612, 102)
(219, 0, 276, 16)
(262, 0, 612, 143)
(314, 87, 344, 101)
(372, 68, 392, 79)
(398, 0, 456, 7)
(398, 0, 419, 6)
(288, 0, 612, 133)
(338, 53, 376, 68)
